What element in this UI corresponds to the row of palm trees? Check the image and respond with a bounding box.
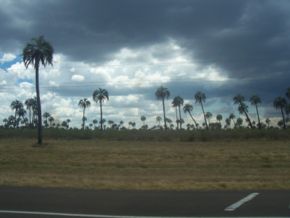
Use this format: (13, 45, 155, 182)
(155, 86, 290, 130)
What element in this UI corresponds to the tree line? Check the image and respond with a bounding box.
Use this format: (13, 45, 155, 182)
(2, 86, 290, 131)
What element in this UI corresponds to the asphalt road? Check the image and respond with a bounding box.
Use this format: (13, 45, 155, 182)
(0, 187, 289, 217)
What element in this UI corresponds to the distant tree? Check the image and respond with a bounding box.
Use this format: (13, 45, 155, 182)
(93, 88, 109, 131)
(233, 94, 253, 128)
(48, 116, 54, 127)
(156, 116, 162, 126)
(216, 114, 223, 124)
(108, 120, 114, 128)
(229, 113, 236, 128)
(78, 98, 91, 130)
(66, 119, 71, 129)
(183, 103, 198, 128)
(172, 96, 184, 129)
(205, 112, 212, 124)
(10, 100, 24, 128)
(155, 86, 170, 129)
(61, 121, 68, 129)
(43, 112, 51, 128)
(92, 119, 98, 129)
(236, 117, 243, 128)
(194, 91, 208, 129)
(265, 118, 271, 128)
(250, 95, 262, 129)
(23, 36, 54, 144)
(273, 96, 287, 129)
(25, 98, 36, 125)
(141, 115, 146, 126)
(225, 118, 231, 128)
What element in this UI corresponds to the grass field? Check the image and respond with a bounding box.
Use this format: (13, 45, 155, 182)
(0, 137, 289, 190)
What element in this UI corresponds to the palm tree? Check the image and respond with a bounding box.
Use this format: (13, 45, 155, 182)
(141, 115, 146, 126)
(273, 96, 287, 129)
(23, 36, 53, 144)
(78, 98, 91, 130)
(216, 114, 223, 124)
(48, 116, 54, 127)
(225, 118, 231, 128)
(10, 100, 24, 128)
(92, 119, 98, 129)
(43, 112, 51, 128)
(155, 86, 170, 129)
(172, 96, 184, 129)
(205, 112, 212, 124)
(183, 103, 198, 128)
(229, 113, 236, 128)
(265, 118, 271, 128)
(236, 117, 243, 128)
(233, 94, 253, 129)
(250, 95, 262, 129)
(156, 116, 162, 127)
(194, 91, 208, 129)
(25, 98, 36, 125)
(92, 88, 109, 130)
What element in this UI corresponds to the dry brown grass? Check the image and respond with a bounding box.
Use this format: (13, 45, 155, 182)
(0, 138, 289, 190)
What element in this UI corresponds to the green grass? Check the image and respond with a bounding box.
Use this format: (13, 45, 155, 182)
(0, 127, 290, 141)
(0, 138, 289, 190)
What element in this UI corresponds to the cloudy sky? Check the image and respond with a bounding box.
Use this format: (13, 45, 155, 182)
(0, 0, 290, 128)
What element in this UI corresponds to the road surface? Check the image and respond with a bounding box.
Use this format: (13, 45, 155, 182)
(0, 187, 289, 217)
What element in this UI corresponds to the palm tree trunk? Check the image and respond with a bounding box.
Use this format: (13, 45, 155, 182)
(82, 107, 85, 130)
(281, 107, 286, 129)
(175, 107, 178, 129)
(100, 101, 103, 130)
(178, 105, 182, 129)
(188, 111, 198, 128)
(162, 98, 167, 129)
(243, 109, 253, 129)
(35, 61, 42, 144)
(255, 105, 261, 129)
(200, 102, 208, 129)
(29, 108, 32, 125)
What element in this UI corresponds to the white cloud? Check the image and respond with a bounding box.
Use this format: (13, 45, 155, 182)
(71, 74, 85, 82)
(0, 53, 16, 63)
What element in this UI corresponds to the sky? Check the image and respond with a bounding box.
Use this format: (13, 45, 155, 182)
(0, 0, 290, 128)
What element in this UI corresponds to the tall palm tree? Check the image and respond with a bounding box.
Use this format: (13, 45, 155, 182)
(172, 96, 184, 129)
(23, 36, 53, 144)
(194, 91, 208, 129)
(92, 88, 109, 130)
(183, 103, 198, 128)
(78, 98, 91, 130)
(273, 96, 287, 129)
(155, 86, 170, 129)
(250, 95, 262, 129)
(233, 94, 253, 129)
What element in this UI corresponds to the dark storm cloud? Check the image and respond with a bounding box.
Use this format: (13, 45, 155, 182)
(1, 0, 290, 110)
